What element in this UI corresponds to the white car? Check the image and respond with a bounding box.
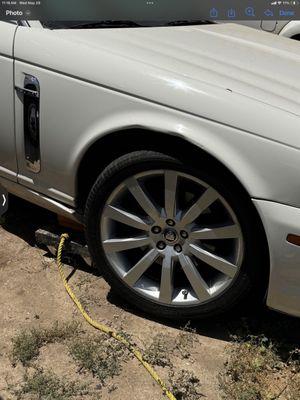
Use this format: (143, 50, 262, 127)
(1, 19, 300, 319)
(230, 20, 300, 39)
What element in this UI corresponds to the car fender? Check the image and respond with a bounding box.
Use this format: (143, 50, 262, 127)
(72, 104, 300, 211)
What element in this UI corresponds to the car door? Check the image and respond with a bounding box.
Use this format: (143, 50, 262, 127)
(13, 25, 79, 207)
(0, 21, 18, 182)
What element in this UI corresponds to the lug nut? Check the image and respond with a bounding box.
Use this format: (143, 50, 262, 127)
(174, 244, 182, 253)
(151, 226, 162, 234)
(180, 230, 189, 239)
(157, 241, 166, 250)
(166, 219, 175, 227)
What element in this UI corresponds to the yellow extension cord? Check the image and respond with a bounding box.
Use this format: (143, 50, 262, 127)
(56, 233, 177, 400)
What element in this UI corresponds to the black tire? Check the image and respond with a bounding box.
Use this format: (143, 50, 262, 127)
(85, 151, 268, 320)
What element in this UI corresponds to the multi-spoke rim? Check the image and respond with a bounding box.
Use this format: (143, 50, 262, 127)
(101, 170, 244, 307)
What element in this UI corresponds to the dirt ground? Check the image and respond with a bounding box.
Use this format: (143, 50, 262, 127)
(0, 197, 299, 400)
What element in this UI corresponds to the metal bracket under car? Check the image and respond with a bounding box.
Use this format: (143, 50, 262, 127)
(35, 229, 92, 266)
(0, 184, 8, 217)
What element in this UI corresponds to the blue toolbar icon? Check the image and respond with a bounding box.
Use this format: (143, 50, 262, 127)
(210, 8, 218, 18)
(228, 8, 236, 18)
(264, 9, 274, 17)
(245, 7, 255, 17)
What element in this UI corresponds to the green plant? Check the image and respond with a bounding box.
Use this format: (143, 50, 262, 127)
(12, 321, 81, 366)
(143, 334, 172, 367)
(219, 334, 300, 400)
(69, 334, 129, 385)
(169, 369, 203, 400)
(13, 368, 89, 400)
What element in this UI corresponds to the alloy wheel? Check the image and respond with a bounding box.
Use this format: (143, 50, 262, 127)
(101, 170, 244, 306)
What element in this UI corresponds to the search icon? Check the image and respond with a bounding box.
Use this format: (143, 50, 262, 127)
(245, 7, 255, 17)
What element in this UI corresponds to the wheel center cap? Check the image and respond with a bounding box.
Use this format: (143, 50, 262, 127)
(164, 229, 178, 243)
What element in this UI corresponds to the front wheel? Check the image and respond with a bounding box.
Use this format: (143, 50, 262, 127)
(85, 151, 267, 319)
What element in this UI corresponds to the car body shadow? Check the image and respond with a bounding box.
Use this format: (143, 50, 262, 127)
(107, 288, 300, 344)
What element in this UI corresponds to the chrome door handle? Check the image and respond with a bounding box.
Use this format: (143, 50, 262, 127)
(15, 86, 39, 98)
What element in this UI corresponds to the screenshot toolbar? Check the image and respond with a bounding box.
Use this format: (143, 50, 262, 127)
(0, 0, 299, 21)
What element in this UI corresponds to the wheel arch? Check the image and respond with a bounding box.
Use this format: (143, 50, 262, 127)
(76, 127, 249, 209)
(76, 128, 270, 271)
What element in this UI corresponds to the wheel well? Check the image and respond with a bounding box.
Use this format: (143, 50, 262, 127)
(291, 34, 300, 41)
(77, 129, 193, 210)
(76, 128, 264, 222)
(76, 128, 244, 211)
(77, 128, 249, 210)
